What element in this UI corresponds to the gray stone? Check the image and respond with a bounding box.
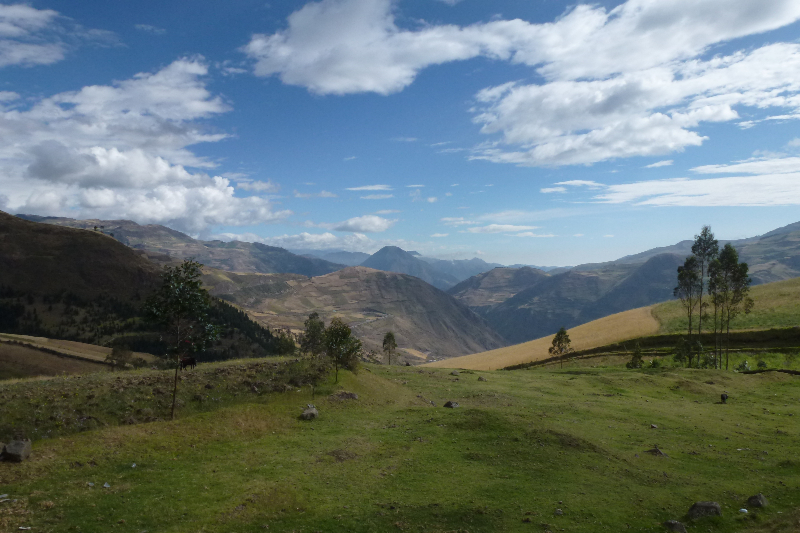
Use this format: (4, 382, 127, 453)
(443, 401, 459, 408)
(478, 376, 487, 382)
(2, 439, 32, 462)
(330, 391, 359, 401)
(450, 370, 460, 376)
(687, 501, 722, 519)
(301, 406, 319, 420)
(554, 509, 563, 516)
(663, 520, 687, 533)
(747, 493, 768, 508)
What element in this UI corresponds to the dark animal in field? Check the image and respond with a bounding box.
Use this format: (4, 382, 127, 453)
(180, 357, 197, 371)
(721, 393, 728, 404)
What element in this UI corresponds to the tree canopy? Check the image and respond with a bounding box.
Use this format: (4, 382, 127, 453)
(382, 331, 397, 365)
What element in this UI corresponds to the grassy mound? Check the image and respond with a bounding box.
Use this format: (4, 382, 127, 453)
(1, 363, 798, 532)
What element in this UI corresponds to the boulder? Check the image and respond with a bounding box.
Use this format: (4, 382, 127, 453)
(687, 501, 722, 519)
(663, 520, 687, 533)
(450, 370, 460, 376)
(330, 391, 359, 401)
(747, 493, 768, 508)
(443, 401, 459, 408)
(301, 405, 319, 420)
(3, 439, 32, 462)
(478, 376, 487, 382)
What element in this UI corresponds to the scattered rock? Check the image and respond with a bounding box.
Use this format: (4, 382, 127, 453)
(645, 446, 669, 457)
(721, 393, 728, 404)
(450, 371, 460, 376)
(103, 482, 111, 489)
(747, 493, 768, 508)
(478, 376, 487, 382)
(330, 391, 359, 401)
(443, 401, 459, 408)
(687, 501, 722, 520)
(651, 424, 658, 429)
(554, 509, 563, 516)
(301, 405, 319, 420)
(2, 440, 32, 462)
(662, 520, 687, 533)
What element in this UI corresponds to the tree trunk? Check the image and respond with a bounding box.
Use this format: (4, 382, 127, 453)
(171, 358, 179, 420)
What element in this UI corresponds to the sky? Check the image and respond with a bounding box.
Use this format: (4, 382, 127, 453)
(2, 0, 800, 266)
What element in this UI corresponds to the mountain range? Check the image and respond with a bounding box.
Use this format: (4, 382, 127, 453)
(201, 266, 505, 362)
(448, 220, 800, 343)
(8, 211, 800, 357)
(16, 215, 344, 278)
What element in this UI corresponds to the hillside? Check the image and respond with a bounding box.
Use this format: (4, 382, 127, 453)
(652, 275, 800, 334)
(0, 212, 288, 363)
(433, 275, 800, 371)
(16, 215, 344, 277)
(3, 362, 797, 532)
(448, 220, 800, 344)
(0, 211, 160, 301)
(425, 306, 660, 370)
(361, 246, 460, 290)
(201, 266, 506, 361)
(416, 256, 504, 283)
(446, 266, 550, 310)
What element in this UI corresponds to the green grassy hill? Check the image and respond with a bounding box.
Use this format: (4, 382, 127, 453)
(1, 362, 798, 532)
(653, 276, 800, 334)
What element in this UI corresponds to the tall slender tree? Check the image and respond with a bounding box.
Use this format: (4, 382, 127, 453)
(716, 244, 754, 370)
(674, 256, 702, 366)
(707, 257, 723, 368)
(691, 226, 719, 337)
(145, 260, 219, 419)
(382, 331, 397, 365)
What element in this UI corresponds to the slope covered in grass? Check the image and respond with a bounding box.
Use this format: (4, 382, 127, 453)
(1, 363, 798, 532)
(425, 306, 660, 370)
(652, 276, 800, 334)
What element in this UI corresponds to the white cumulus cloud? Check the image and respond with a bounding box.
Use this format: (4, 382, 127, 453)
(0, 58, 289, 233)
(334, 214, 395, 232)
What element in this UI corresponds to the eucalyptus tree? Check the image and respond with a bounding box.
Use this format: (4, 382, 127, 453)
(691, 226, 719, 336)
(674, 255, 702, 361)
(382, 331, 397, 365)
(715, 244, 754, 370)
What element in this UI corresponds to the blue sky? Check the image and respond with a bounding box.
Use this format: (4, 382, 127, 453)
(2, 0, 800, 266)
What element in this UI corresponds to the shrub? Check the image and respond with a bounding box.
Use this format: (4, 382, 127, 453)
(757, 360, 768, 369)
(734, 360, 751, 372)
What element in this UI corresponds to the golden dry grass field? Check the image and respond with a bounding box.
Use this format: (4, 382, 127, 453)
(425, 306, 660, 370)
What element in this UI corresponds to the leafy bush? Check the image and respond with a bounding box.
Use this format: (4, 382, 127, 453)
(734, 360, 751, 372)
(626, 343, 643, 369)
(757, 360, 768, 369)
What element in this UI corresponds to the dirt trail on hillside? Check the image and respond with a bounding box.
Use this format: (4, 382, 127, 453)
(424, 305, 660, 370)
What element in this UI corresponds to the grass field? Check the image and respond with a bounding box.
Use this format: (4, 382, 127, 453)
(0, 343, 108, 380)
(652, 277, 800, 335)
(2, 360, 799, 532)
(426, 306, 660, 370)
